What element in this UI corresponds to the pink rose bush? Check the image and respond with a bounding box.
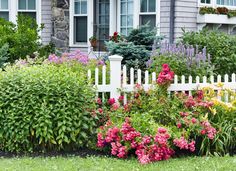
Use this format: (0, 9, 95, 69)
(97, 118, 174, 164)
(94, 64, 219, 164)
(157, 64, 174, 86)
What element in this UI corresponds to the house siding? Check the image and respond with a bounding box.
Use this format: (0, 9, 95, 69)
(174, 0, 198, 40)
(41, 0, 52, 45)
(160, 0, 171, 41)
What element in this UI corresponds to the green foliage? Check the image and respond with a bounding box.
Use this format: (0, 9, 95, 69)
(126, 25, 161, 50)
(0, 15, 41, 62)
(181, 29, 236, 75)
(149, 54, 214, 78)
(0, 63, 97, 152)
(38, 42, 56, 59)
(105, 41, 150, 70)
(0, 15, 54, 66)
(199, 6, 236, 18)
(0, 43, 9, 68)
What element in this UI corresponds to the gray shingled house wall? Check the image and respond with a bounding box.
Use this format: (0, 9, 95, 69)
(174, 0, 198, 40)
(41, 0, 52, 44)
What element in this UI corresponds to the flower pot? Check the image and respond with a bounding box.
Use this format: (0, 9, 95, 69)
(90, 40, 97, 48)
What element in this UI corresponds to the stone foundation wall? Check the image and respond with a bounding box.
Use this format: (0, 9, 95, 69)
(51, 0, 70, 52)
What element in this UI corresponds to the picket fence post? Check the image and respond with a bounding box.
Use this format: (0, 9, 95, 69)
(108, 55, 123, 100)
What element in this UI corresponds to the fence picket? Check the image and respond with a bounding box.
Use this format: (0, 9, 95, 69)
(224, 74, 229, 102)
(174, 75, 178, 84)
(138, 69, 141, 84)
(152, 72, 156, 83)
(123, 65, 127, 85)
(95, 68, 99, 97)
(88, 69, 91, 81)
(90, 55, 236, 104)
(130, 68, 134, 86)
(196, 76, 200, 83)
(145, 71, 149, 85)
(102, 65, 106, 85)
(189, 76, 192, 96)
(217, 75, 222, 100)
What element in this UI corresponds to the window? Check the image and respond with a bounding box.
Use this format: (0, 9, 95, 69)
(201, 0, 211, 4)
(74, 0, 88, 43)
(0, 0, 9, 20)
(18, 0, 37, 19)
(217, 0, 236, 6)
(120, 0, 133, 36)
(140, 0, 156, 28)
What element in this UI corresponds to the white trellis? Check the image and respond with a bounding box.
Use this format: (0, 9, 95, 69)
(88, 55, 236, 104)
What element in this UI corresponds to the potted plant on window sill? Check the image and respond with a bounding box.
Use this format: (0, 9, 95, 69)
(89, 36, 97, 48)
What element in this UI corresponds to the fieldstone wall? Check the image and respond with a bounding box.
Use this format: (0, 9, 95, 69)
(51, 0, 70, 52)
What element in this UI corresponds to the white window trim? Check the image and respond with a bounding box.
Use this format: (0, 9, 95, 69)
(118, 0, 160, 34)
(138, 0, 161, 35)
(70, 0, 93, 48)
(7, 0, 41, 25)
(70, 0, 161, 48)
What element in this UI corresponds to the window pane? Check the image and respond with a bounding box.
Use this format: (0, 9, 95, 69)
(140, 0, 147, 12)
(81, 0, 87, 14)
(18, 12, 36, 19)
(127, 15, 133, 26)
(1, 0, 8, 9)
(121, 16, 126, 26)
(121, 2, 126, 14)
(0, 11, 9, 20)
(19, 0, 27, 10)
(127, 1, 133, 14)
(121, 28, 126, 35)
(28, 0, 36, 10)
(149, 0, 156, 12)
(75, 16, 87, 42)
(140, 15, 156, 28)
(100, 3, 106, 15)
(75, 1, 80, 14)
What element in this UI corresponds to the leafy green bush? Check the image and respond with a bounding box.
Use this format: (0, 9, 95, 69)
(149, 54, 214, 78)
(181, 29, 236, 75)
(0, 15, 55, 66)
(148, 43, 214, 78)
(0, 15, 41, 62)
(0, 43, 9, 68)
(126, 25, 161, 50)
(0, 63, 97, 152)
(105, 41, 150, 70)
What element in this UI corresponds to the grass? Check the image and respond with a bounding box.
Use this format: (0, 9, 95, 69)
(0, 156, 235, 171)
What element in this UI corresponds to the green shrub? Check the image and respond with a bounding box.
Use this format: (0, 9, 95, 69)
(0, 15, 54, 66)
(126, 25, 161, 50)
(181, 29, 236, 75)
(105, 41, 150, 70)
(149, 54, 214, 78)
(0, 43, 9, 68)
(0, 63, 97, 152)
(0, 15, 41, 62)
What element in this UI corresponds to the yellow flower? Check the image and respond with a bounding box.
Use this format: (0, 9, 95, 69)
(209, 107, 217, 115)
(217, 82, 224, 88)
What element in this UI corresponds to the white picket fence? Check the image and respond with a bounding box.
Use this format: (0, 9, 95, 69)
(88, 55, 236, 104)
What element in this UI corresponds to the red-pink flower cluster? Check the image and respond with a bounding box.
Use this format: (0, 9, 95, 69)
(157, 64, 174, 86)
(111, 142, 128, 158)
(135, 128, 174, 164)
(97, 119, 174, 164)
(184, 96, 213, 108)
(201, 121, 217, 139)
(108, 98, 116, 105)
(173, 137, 196, 152)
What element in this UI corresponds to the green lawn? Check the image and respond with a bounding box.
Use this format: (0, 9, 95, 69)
(0, 156, 235, 171)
